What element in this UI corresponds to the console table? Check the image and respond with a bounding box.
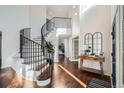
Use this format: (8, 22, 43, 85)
(79, 55, 105, 76)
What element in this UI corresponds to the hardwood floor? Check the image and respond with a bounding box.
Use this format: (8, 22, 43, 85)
(0, 65, 82, 88)
(0, 67, 37, 88)
(0, 67, 16, 88)
(58, 58, 110, 86)
(0, 58, 110, 88)
(44, 64, 82, 88)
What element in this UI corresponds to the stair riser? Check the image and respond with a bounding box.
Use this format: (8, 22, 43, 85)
(21, 52, 43, 56)
(22, 51, 42, 54)
(12, 54, 50, 82)
(23, 60, 47, 65)
(21, 51, 42, 53)
(22, 46, 42, 49)
(22, 62, 46, 70)
(22, 55, 44, 59)
(22, 64, 49, 81)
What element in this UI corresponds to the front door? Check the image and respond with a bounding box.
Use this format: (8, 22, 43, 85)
(112, 21, 116, 87)
(0, 32, 2, 69)
(114, 6, 124, 88)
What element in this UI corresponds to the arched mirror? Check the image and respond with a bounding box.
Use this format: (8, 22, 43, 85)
(93, 32, 102, 55)
(84, 33, 93, 55)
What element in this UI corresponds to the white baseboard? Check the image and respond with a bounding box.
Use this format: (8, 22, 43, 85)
(70, 59, 78, 62)
(54, 58, 59, 63)
(37, 78, 51, 86)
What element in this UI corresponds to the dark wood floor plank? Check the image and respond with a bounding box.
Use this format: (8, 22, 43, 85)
(0, 67, 16, 88)
(0, 58, 111, 88)
(58, 58, 111, 86)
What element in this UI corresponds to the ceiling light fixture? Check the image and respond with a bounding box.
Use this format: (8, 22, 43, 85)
(75, 12, 77, 15)
(73, 5, 75, 8)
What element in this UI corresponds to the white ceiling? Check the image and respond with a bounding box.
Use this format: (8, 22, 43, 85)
(46, 5, 72, 18)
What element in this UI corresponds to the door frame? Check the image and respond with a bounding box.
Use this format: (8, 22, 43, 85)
(0, 31, 2, 69)
(73, 37, 79, 61)
(118, 5, 124, 88)
(112, 17, 116, 88)
(115, 5, 124, 88)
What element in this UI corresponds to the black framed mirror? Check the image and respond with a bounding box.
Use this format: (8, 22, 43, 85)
(84, 33, 93, 55)
(83, 32, 103, 55)
(93, 32, 102, 55)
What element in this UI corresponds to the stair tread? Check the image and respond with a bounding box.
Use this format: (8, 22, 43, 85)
(37, 66, 52, 81)
(34, 39, 41, 41)
(29, 62, 48, 71)
(22, 60, 46, 64)
(21, 55, 43, 58)
(21, 51, 43, 53)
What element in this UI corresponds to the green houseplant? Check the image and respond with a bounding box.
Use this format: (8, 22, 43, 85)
(46, 41, 54, 52)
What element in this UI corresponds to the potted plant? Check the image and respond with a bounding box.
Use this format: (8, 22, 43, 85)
(46, 41, 54, 52)
(45, 41, 54, 64)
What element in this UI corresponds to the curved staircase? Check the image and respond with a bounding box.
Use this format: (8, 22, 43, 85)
(12, 17, 71, 87)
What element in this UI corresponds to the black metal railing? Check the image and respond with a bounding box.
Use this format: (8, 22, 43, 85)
(40, 17, 71, 80)
(41, 17, 71, 56)
(41, 17, 71, 37)
(20, 33, 43, 71)
(20, 29, 54, 80)
(19, 17, 71, 81)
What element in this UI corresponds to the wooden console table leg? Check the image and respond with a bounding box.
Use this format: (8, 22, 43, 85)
(79, 60, 83, 70)
(100, 62, 104, 77)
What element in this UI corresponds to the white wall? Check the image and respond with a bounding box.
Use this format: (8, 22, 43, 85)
(64, 38, 70, 58)
(46, 5, 71, 19)
(68, 6, 80, 61)
(79, 6, 112, 76)
(72, 6, 80, 38)
(0, 6, 47, 68)
(68, 6, 79, 38)
(111, 6, 118, 24)
(0, 6, 30, 68)
(68, 37, 73, 60)
(29, 6, 46, 39)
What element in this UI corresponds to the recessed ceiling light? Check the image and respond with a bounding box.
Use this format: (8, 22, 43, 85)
(75, 12, 77, 15)
(73, 5, 75, 8)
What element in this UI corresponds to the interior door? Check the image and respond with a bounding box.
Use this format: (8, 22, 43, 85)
(73, 37, 79, 59)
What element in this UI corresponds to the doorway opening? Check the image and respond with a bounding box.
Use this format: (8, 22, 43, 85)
(58, 37, 65, 60)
